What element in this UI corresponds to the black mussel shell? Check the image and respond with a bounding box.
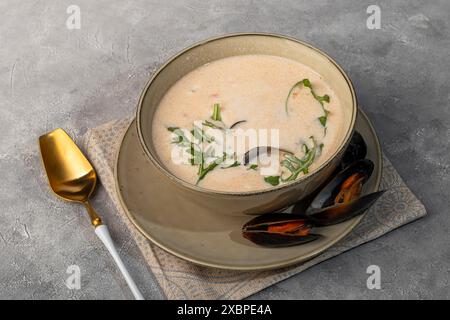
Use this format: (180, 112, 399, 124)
(229, 120, 247, 129)
(291, 192, 318, 214)
(307, 159, 374, 212)
(242, 213, 320, 247)
(243, 147, 294, 166)
(341, 131, 367, 169)
(306, 190, 385, 227)
(243, 213, 305, 229)
(243, 231, 320, 247)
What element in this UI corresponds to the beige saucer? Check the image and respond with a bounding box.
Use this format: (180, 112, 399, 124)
(114, 110, 382, 270)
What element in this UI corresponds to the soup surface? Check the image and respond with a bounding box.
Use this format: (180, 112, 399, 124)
(152, 55, 346, 192)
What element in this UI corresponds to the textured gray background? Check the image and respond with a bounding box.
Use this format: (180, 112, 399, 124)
(0, 0, 448, 299)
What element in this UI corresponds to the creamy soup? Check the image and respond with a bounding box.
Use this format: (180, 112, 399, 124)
(152, 55, 346, 192)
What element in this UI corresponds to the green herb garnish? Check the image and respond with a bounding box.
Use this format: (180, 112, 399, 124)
(285, 80, 307, 114)
(206, 103, 247, 130)
(285, 78, 331, 129)
(262, 138, 323, 186)
(247, 164, 258, 170)
(167, 104, 251, 185)
(196, 153, 228, 184)
(167, 127, 190, 146)
(318, 110, 330, 127)
(264, 176, 280, 186)
(211, 103, 222, 121)
(197, 161, 220, 184)
(280, 136, 321, 182)
(192, 125, 215, 143)
(202, 120, 225, 130)
(187, 143, 204, 165)
(221, 161, 241, 169)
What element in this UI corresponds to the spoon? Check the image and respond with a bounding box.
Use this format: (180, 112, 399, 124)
(38, 128, 144, 300)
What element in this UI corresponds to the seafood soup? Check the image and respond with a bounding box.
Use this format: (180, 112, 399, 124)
(152, 55, 348, 192)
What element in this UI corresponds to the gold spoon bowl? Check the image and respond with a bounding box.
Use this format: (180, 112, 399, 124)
(39, 128, 102, 226)
(39, 128, 143, 300)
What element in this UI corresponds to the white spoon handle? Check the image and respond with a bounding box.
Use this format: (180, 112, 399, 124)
(95, 225, 144, 300)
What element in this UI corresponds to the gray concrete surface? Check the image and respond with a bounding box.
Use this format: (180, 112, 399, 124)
(0, 0, 449, 299)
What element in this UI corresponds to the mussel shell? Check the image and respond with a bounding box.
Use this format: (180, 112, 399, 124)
(307, 159, 374, 212)
(243, 147, 294, 166)
(306, 190, 385, 227)
(341, 131, 367, 169)
(229, 120, 247, 129)
(243, 231, 320, 247)
(242, 213, 307, 229)
(242, 213, 320, 247)
(291, 192, 318, 215)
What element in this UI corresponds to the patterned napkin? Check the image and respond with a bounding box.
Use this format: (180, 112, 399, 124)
(82, 117, 426, 300)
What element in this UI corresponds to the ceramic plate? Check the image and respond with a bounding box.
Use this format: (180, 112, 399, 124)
(115, 110, 382, 270)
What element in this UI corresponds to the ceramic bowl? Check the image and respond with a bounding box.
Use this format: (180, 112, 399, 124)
(136, 33, 357, 215)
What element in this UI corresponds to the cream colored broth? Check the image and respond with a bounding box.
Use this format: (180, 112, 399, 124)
(152, 55, 345, 192)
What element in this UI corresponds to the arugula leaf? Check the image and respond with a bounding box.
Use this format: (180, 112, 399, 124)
(187, 144, 204, 166)
(318, 109, 330, 127)
(167, 104, 250, 186)
(167, 126, 179, 132)
(221, 161, 241, 169)
(317, 143, 324, 157)
(167, 127, 190, 145)
(280, 136, 320, 182)
(264, 176, 280, 186)
(196, 154, 227, 184)
(192, 125, 215, 143)
(196, 161, 219, 184)
(211, 103, 222, 121)
(285, 80, 307, 114)
(316, 94, 330, 104)
(285, 78, 331, 130)
(203, 120, 224, 130)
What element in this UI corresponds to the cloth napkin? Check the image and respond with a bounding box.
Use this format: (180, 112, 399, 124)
(82, 117, 427, 299)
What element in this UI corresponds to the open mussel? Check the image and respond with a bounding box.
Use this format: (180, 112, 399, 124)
(242, 214, 320, 247)
(305, 191, 384, 227)
(302, 159, 383, 226)
(242, 158, 384, 247)
(341, 131, 367, 169)
(308, 159, 374, 211)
